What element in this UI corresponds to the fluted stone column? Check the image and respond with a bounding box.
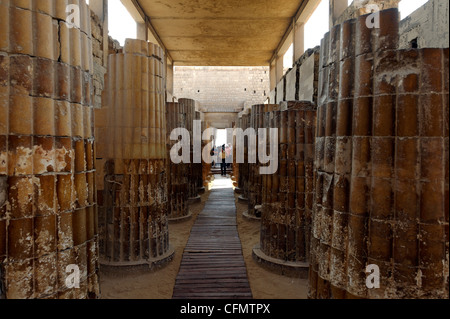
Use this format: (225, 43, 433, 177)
(0, 0, 100, 299)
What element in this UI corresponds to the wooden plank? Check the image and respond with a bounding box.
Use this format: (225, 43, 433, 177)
(181, 255, 244, 259)
(182, 253, 245, 258)
(180, 262, 246, 267)
(175, 278, 251, 284)
(180, 262, 246, 268)
(174, 282, 250, 288)
(175, 273, 249, 280)
(172, 287, 248, 295)
(176, 267, 248, 272)
(177, 270, 249, 276)
(172, 177, 253, 299)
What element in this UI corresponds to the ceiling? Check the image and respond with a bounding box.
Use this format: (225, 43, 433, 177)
(123, 0, 311, 66)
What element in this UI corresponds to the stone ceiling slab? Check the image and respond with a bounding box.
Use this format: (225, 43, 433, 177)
(131, 0, 308, 66)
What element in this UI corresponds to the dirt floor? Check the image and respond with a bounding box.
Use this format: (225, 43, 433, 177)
(100, 177, 308, 299)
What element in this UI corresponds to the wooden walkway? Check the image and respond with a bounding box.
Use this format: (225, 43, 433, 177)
(172, 176, 253, 299)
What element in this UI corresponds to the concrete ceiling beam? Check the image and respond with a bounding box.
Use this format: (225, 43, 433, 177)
(127, 0, 323, 66)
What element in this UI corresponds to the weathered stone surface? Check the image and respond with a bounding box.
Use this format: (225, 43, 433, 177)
(335, 0, 400, 27)
(166, 101, 190, 220)
(274, 47, 320, 105)
(268, 89, 276, 105)
(258, 102, 316, 264)
(310, 8, 449, 299)
(285, 65, 298, 101)
(0, 0, 99, 299)
(247, 104, 278, 219)
(298, 52, 319, 103)
(90, 10, 109, 109)
(276, 77, 285, 103)
(174, 66, 269, 111)
(399, 0, 449, 49)
(0, 176, 6, 208)
(96, 39, 171, 267)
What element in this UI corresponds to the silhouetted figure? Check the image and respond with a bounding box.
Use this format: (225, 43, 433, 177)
(221, 144, 227, 176)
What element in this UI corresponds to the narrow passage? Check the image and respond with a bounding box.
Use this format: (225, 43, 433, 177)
(172, 175, 253, 299)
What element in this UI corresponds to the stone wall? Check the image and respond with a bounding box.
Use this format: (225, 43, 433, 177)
(285, 47, 320, 104)
(399, 0, 449, 49)
(174, 66, 270, 113)
(90, 10, 106, 109)
(270, 47, 320, 105)
(276, 77, 286, 105)
(108, 36, 122, 55)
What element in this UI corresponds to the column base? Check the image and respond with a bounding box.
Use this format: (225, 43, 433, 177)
(168, 210, 193, 223)
(100, 245, 175, 276)
(243, 210, 261, 221)
(252, 245, 309, 279)
(234, 187, 243, 194)
(237, 195, 248, 203)
(188, 195, 202, 204)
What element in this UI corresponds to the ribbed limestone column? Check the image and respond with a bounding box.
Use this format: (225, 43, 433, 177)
(195, 111, 206, 194)
(0, 0, 99, 299)
(232, 120, 239, 189)
(178, 98, 201, 203)
(97, 39, 173, 268)
(255, 102, 314, 277)
(309, 8, 449, 299)
(166, 101, 190, 221)
(233, 116, 243, 194)
(237, 112, 250, 202)
(246, 105, 262, 219)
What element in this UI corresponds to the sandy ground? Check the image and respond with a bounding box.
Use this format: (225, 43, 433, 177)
(100, 176, 308, 299)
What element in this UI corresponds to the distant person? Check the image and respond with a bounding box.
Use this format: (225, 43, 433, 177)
(221, 144, 227, 176)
